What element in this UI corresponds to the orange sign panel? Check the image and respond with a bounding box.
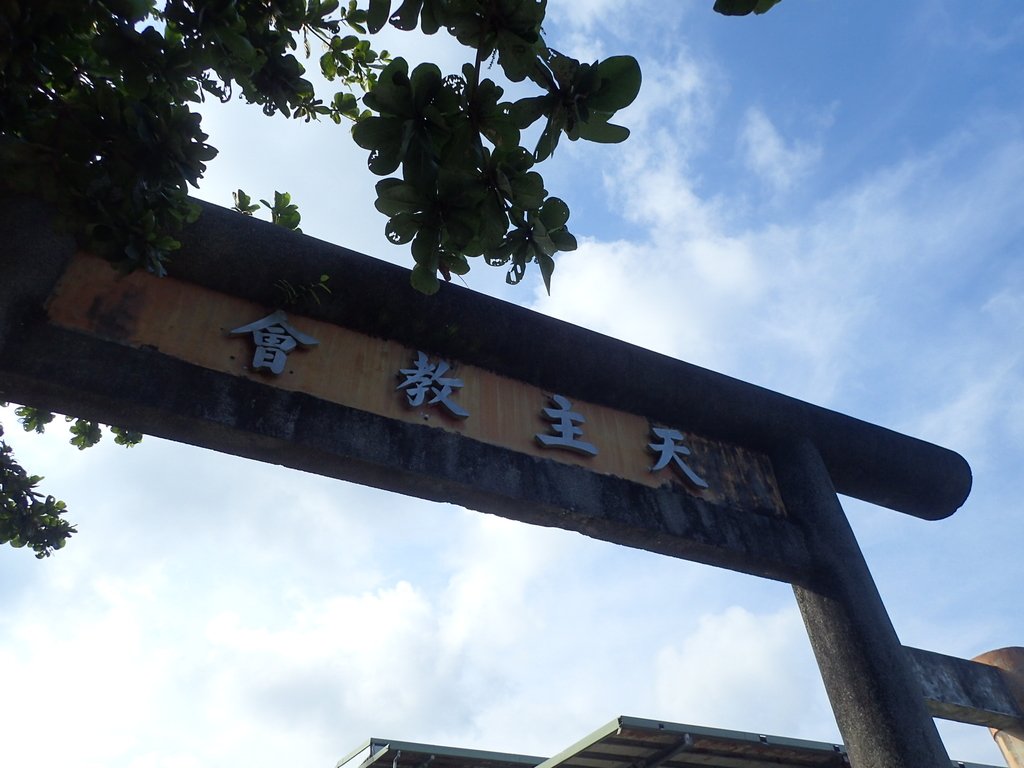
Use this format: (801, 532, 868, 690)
(46, 253, 784, 518)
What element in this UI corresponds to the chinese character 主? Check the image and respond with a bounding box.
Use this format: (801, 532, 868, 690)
(229, 310, 319, 375)
(648, 426, 708, 489)
(397, 351, 469, 419)
(535, 394, 598, 456)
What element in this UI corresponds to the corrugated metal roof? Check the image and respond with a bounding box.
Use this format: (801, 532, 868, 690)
(337, 737, 543, 768)
(337, 715, 1003, 768)
(535, 716, 850, 768)
(537, 716, 1006, 768)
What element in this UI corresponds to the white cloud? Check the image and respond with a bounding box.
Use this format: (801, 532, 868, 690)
(919, 2, 1024, 54)
(615, 52, 717, 158)
(529, 231, 761, 371)
(535, 103, 1024, 411)
(0, 577, 177, 766)
(653, 605, 834, 741)
(914, 358, 1023, 469)
(545, 0, 690, 42)
(739, 107, 822, 193)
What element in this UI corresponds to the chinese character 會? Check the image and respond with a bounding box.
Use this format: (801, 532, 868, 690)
(648, 426, 708, 489)
(397, 351, 469, 419)
(229, 310, 319, 375)
(535, 394, 598, 456)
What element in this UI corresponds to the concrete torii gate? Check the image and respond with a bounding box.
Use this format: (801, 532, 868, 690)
(1, 197, 1021, 768)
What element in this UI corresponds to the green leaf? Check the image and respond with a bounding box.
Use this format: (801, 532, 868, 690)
(352, 115, 402, 149)
(365, 58, 413, 117)
(260, 191, 302, 231)
(390, 0, 424, 30)
(508, 95, 552, 129)
(537, 252, 555, 294)
(232, 189, 260, 215)
(321, 50, 339, 80)
(534, 113, 564, 161)
(401, 131, 439, 190)
(713, 0, 782, 15)
(446, 12, 488, 50)
(575, 119, 630, 144)
(548, 52, 580, 90)
(385, 213, 420, 244)
(540, 197, 570, 229)
(444, 252, 470, 275)
(221, 31, 257, 62)
(410, 262, 440, 294)
(333, 91, 358, 115)
(411, 228, 440, 266)
(318, 0, 341, 16)
(509, 171, 546, 210)
(111, 427, 143, 447)
(495, 28, 541, 83)
(419, 0, 445, 34)
(68, 419, 103, 450)
(15, 407, 55, 434)
(375, 178, 425, 215)
(587, 56, 642, 113)
(367, 0, 392, 33)
(506, 249, 528, 284)
(549, 228, 577, 252)
(353, 117, 405, 174)
(108, 0, 154, 22)
(410, 62, 442, 111)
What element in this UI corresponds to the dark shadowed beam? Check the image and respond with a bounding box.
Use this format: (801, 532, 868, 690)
(0, 321, 814, 583)
(905, 646, 1024, 730)
(170, 202, 972, 521)
(0, 196, 972, 524)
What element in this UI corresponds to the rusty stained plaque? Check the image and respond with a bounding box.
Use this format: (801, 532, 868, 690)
(45, 253, 786, 520)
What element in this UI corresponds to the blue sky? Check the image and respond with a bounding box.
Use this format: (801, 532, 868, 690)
(3, 1, 1024, 766)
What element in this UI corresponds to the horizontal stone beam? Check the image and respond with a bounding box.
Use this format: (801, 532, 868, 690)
(0, 198, 971, 522)
(0, 320, 815, 582)
(0, 197, 975, 588)
(905, 646, 1024, 730)
(177, 202, 972, 522)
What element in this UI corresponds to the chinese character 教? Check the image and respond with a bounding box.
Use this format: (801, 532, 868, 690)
(397, 351, 469, 419)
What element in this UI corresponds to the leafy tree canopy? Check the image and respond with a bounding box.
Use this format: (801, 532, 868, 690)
(0, 0, 775, 557)
(0, 0, 642, 294)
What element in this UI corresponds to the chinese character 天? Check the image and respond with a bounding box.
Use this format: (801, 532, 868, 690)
(648, 426, 708, 489)
(535, 394, 598, 456)
(229, 310, 319, 375)
(397, 351, 469, 419)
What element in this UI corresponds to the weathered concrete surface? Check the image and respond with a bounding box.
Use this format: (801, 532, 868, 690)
(166, 201, 972, 522)
(0, 198, 77, 354)
(904, 646, 1024, 729)
(0, 197, 973, 520)
(974, 648, 1024, 768)
(42, 251, 791, 513)
(0, 318, 814, 581)
(773, 439, 951, 768)
(0, 196, 973, 585)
